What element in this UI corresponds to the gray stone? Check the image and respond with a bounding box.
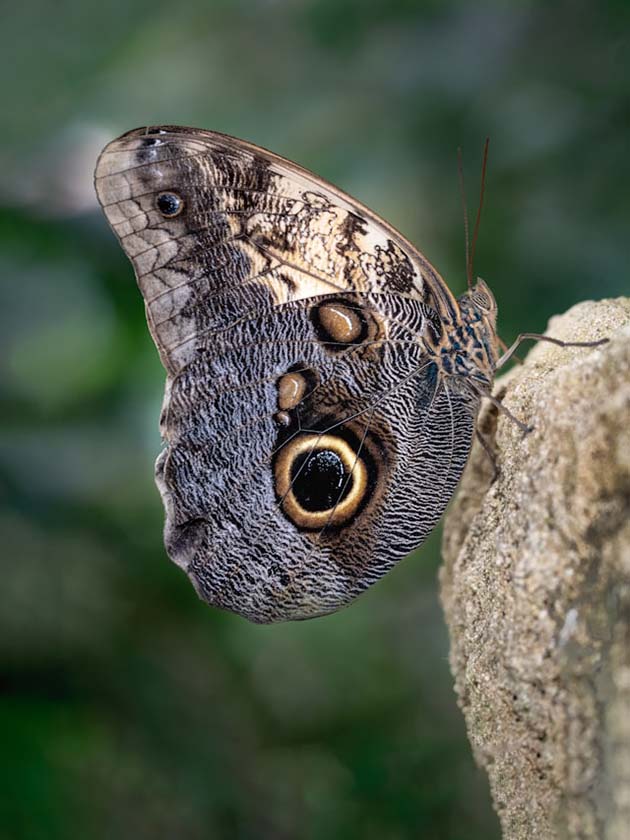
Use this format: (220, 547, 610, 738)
(441, 298, 630, 840)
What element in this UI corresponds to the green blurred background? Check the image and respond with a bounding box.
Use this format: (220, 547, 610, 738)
(1, 1, 628, 838)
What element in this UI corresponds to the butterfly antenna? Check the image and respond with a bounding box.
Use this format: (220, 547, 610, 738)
(469, 137, 490, 287)
(457, 147, 472, 291)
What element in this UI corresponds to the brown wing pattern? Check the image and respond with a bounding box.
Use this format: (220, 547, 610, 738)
(94, 126, 477, 622)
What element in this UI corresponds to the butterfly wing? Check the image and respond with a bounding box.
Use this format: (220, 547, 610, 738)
(94, 125, 477, 622)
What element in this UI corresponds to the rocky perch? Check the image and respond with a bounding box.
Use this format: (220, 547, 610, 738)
(440, 298, 630, 840)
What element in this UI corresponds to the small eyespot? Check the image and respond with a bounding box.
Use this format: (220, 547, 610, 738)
(274, 410, 292, 427)
(311, 300, 367, 348)
(277, 371, 307, 411)
(156, 192, 183, 218)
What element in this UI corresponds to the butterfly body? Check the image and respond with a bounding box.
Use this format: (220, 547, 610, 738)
(95, 126, 498, 622)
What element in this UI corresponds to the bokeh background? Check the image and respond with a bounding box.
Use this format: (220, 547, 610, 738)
(1, 1, 629, 838)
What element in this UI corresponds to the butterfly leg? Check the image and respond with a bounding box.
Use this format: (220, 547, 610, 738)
(498, 335, 523, 365)
(496, 333, 608, 369)
(482, 391, 533, 434)
(467, 378, 533, 434)
(475, 428, 499, 482)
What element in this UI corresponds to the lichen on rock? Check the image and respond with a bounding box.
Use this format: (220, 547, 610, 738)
(440, 298, 630, 840)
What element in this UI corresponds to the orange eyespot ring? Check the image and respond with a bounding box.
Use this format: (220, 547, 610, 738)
(274, 433, 368, 530)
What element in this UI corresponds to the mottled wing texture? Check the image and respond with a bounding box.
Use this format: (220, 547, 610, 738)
(94, 126, 477, 623)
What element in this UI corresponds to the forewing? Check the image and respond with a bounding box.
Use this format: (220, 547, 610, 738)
(94, 125, 457, 373)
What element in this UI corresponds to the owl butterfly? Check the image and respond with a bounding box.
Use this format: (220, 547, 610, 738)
(94, 126, 604, 623)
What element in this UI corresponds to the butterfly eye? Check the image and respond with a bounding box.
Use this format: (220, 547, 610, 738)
(156, 192, 184, 217)
(471, 290, 491, 310)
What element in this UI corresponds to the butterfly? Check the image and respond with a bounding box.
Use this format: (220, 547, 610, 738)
(94, 126, 604, 623)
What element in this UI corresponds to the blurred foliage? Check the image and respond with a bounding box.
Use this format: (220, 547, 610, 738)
(1, 1, 629, 838)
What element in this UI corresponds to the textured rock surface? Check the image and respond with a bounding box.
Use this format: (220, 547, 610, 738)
(440, 298, 630, 840)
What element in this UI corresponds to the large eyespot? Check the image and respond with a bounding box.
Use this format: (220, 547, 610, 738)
(156, 192, 184, 218)
(274, 433, 369, 530)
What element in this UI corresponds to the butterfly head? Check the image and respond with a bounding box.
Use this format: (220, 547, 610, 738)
(460, 278, 497, 324)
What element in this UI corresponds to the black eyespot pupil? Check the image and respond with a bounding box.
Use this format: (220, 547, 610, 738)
(291, 449, 352, 512)
(157, 192, 182, 216)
